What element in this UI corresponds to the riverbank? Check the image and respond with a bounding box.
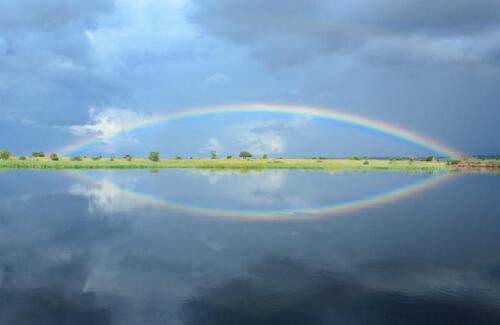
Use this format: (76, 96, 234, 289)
(0, 157, 498, 171)
(0, 157, 455, 171)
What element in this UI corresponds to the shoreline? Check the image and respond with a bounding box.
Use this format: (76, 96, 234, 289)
(0, 157, 498, 172)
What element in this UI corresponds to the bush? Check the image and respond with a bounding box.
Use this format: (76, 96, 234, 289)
(350, 156, 360, 160)
(19, 156, 26, 160)
(226, 155, 233, 159)
(174, 156, 182, 160)
(425, 156, 435, 162)
(71, 155, 82, 161)
(0, 149, 11, 160)
(262, 154, 268, 159)
(32, 151, 45, 157)
(92, 155, 102, 161)
(149, 151, 160, 162)
(124, 154, 132, 161)
(210, 150, 217, 159)
(363, 160, 369, 165)
(50, 153, 59, 161)
(239, 151, 252, 159)
(110, 157, 114, 161)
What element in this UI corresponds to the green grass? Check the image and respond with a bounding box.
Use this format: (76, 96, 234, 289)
(0, 157, 456, 171)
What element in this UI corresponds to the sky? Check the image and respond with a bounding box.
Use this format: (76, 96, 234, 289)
(1, 0, 499, 157)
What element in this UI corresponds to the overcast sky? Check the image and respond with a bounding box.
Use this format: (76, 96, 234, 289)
(1, 0, 499, 157)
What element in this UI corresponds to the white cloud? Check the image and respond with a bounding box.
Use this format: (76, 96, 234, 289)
(244, 131, 286, 155)
(69, 179, 161, 214)
(233, 117, 311, 156)
(203, 72, 229, 85)
(204, 137, 222, 153)
(86, 0, 197, 66)
(68, 107, 152, 146)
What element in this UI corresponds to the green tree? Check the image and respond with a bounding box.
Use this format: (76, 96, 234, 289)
(124, 154, 132, 161)
(0, 149, 10, 160)
(262, 154, 268, 159)
(71, 155, 82, 161)
(32, 152, 45, 157)
(239, 151, 252, 159)
(210, 150, 217, 159)
(226, 155, 233, 159)
(50, 153, 59, 161)
(425, 155, 435, 162)
(149, 151, 160, 162)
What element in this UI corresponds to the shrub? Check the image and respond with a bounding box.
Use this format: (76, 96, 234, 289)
(210, 150, 217, 159)
(350, 156, 360, 160)
(425, 156, 435, 162)
(262, 154, 268, 159)
(149, 151, 160, 162)
(71, 155, 82, 161)
(174, 156, 182, 160)
(110, 157, 114, 161)
(50, 153, 59, 161)
(124, 154, 132, 161)
(32, 152, 45, 157)
(363, 160, 369, 165)
(239, 151, 252, 159)
(19, 156, 26, 160)
(226, 155, 233, 159)
(0, 149, 11, 160)
(92, 155, 102, 161)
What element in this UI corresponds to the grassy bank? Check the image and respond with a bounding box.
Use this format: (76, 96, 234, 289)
(0, 157, 456, 171)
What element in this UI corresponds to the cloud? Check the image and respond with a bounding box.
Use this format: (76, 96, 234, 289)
(204, 137, 222, 153)
(187, 0, 500, 67)
(0, 0, 118, 124)
(203, 72, 229, 85)
(69, 179, 159, 215)
(233, 117, 311, 155)
(180, 256, 500, 325)
(67, 107, 152, 146)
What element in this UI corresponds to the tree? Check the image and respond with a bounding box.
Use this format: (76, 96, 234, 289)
(210, 150, 217, 159)
(71, 155, 82, 161)
(50, 153, 59, 161)
(124, 154, 132, 161)
(226, 155, 233, 159)
(149, 151, 160, 162)
(0, 149, 11, 160)
(239, 151, 252, 159)
(262, 154, 268, 159)
(32, 152, 45, 157)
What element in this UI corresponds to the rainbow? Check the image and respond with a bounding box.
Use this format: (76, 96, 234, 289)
(68, 170, 456, 221)
(58, 103, 461, 157)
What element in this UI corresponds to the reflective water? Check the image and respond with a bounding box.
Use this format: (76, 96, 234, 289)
(0, 169, 499, 324)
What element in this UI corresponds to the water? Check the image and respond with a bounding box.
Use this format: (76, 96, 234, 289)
(0, 169, 499, 324)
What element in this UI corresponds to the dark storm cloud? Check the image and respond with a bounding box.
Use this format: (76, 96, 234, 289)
(188, 0, 500, 66)
(0, 0, 113, 31)
(0, 0, 117, 125)
(181, 256, 500, 325)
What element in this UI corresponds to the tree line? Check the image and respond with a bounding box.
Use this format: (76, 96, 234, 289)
(0, 149, 260, 161)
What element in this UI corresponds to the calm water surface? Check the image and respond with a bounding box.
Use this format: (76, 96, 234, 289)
(0, 169, 499, 324)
